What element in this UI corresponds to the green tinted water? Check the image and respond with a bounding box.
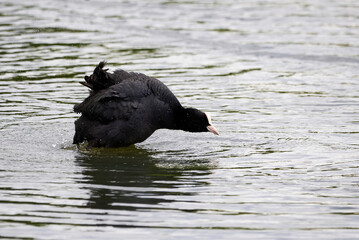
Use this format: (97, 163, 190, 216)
(1, 0, 358, 239)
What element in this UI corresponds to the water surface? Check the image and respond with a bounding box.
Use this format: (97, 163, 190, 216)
(1, 0, 358, 239)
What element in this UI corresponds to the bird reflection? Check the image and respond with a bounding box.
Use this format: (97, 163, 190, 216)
(75, 145, 212, 211)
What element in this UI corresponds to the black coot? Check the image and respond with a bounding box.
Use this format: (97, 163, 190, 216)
(73, 62, 219, 147)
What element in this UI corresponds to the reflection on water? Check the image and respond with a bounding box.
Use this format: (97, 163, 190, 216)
(76, 146, 212, 211)
(1, 0, 359, 239)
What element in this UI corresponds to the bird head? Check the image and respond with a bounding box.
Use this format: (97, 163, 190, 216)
(179, 108, 219, 135)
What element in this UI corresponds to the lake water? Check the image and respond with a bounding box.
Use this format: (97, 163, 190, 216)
(1, 0, 358, 239)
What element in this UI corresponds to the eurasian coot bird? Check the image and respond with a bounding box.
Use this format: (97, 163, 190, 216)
(73, 61, 219, 147)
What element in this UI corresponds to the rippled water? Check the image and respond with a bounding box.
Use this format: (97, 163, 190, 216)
(1, 0, 359, 239)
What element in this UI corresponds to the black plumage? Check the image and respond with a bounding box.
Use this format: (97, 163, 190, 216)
(73, 62, 219, 147)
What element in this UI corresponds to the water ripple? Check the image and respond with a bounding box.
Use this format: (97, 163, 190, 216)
(1, 0, 359, 239)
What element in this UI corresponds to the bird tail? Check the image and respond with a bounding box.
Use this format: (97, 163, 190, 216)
(80, 61, 115, 90)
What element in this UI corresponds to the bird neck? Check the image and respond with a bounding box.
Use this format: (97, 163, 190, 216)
(173, 107, 193, 132)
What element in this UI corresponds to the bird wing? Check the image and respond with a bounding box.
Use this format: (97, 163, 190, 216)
(80, 61, 148, 91)
(74, 79, 151, 123)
